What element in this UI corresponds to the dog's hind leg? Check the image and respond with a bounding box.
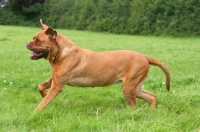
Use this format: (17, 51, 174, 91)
(122, 72, 148, 107)
(122, 81, 138, 107)
(122, 77, 148, 107)
(122, 58, 150, 107)
(136, 83, 156, 107)
(38, 78, 52, 97)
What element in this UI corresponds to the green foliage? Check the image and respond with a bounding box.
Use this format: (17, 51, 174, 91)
(21, 3, 43, 19)
(1, 0, 200, 36)
(128, 0, 200, 36)
(9, 0, 21, 13)
(0, 10, 25, 25)
(40, 0, 76, 28)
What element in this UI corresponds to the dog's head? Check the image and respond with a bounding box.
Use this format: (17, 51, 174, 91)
(26, 19, 58, 60)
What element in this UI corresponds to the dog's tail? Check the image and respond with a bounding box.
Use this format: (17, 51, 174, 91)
(145, 56, 170, 91)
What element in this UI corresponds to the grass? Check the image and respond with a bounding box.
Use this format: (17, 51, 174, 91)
(0, 25, 200, 132)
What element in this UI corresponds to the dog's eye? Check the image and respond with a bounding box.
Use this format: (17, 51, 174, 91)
(36, 38, 41, 45)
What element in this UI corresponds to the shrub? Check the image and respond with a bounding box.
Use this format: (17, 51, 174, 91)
(2, 0, 200, 36)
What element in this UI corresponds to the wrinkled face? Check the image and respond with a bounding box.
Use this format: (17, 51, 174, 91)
(26, 31, 50, 60)
(26, 27, 57, 60)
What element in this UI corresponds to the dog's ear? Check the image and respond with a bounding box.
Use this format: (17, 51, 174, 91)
(40, 19, 48, 30)
(45, 27, 57, 40)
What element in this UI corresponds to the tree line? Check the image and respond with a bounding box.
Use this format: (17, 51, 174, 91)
(1, 0, 200, 36)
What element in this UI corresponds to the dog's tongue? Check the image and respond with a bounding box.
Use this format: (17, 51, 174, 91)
(30, 52, 40, 60)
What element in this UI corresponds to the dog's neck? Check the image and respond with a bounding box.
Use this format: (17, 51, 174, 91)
(49, 33, 79, 64)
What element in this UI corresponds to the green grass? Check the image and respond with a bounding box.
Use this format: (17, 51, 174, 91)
(0, 25, 200, 132)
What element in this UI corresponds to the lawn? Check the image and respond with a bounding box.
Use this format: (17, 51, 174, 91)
(0, 25, 200, 132)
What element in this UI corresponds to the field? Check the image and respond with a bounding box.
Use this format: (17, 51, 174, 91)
(0, 25, 200, 132)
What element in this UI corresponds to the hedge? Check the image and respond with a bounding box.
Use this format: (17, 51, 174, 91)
(1, 0, 200, 36)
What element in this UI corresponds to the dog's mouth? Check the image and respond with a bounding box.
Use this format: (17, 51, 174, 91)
(30, 51, 48, 60)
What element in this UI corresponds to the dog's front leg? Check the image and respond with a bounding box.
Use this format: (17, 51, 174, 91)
(38, 78, 52, 97)
(35, 77, 65, 112)
(35, 85, 64, 112)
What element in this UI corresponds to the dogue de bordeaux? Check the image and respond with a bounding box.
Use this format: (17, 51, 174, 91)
(26, 19, 170, 112)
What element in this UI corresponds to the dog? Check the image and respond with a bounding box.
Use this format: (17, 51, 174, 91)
(26, 19, 170, 112)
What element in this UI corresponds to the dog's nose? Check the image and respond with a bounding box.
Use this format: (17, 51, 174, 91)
(26, 42, 30, 48)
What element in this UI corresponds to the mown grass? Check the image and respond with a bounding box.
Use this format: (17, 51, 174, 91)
(0, 25, 200, 132)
